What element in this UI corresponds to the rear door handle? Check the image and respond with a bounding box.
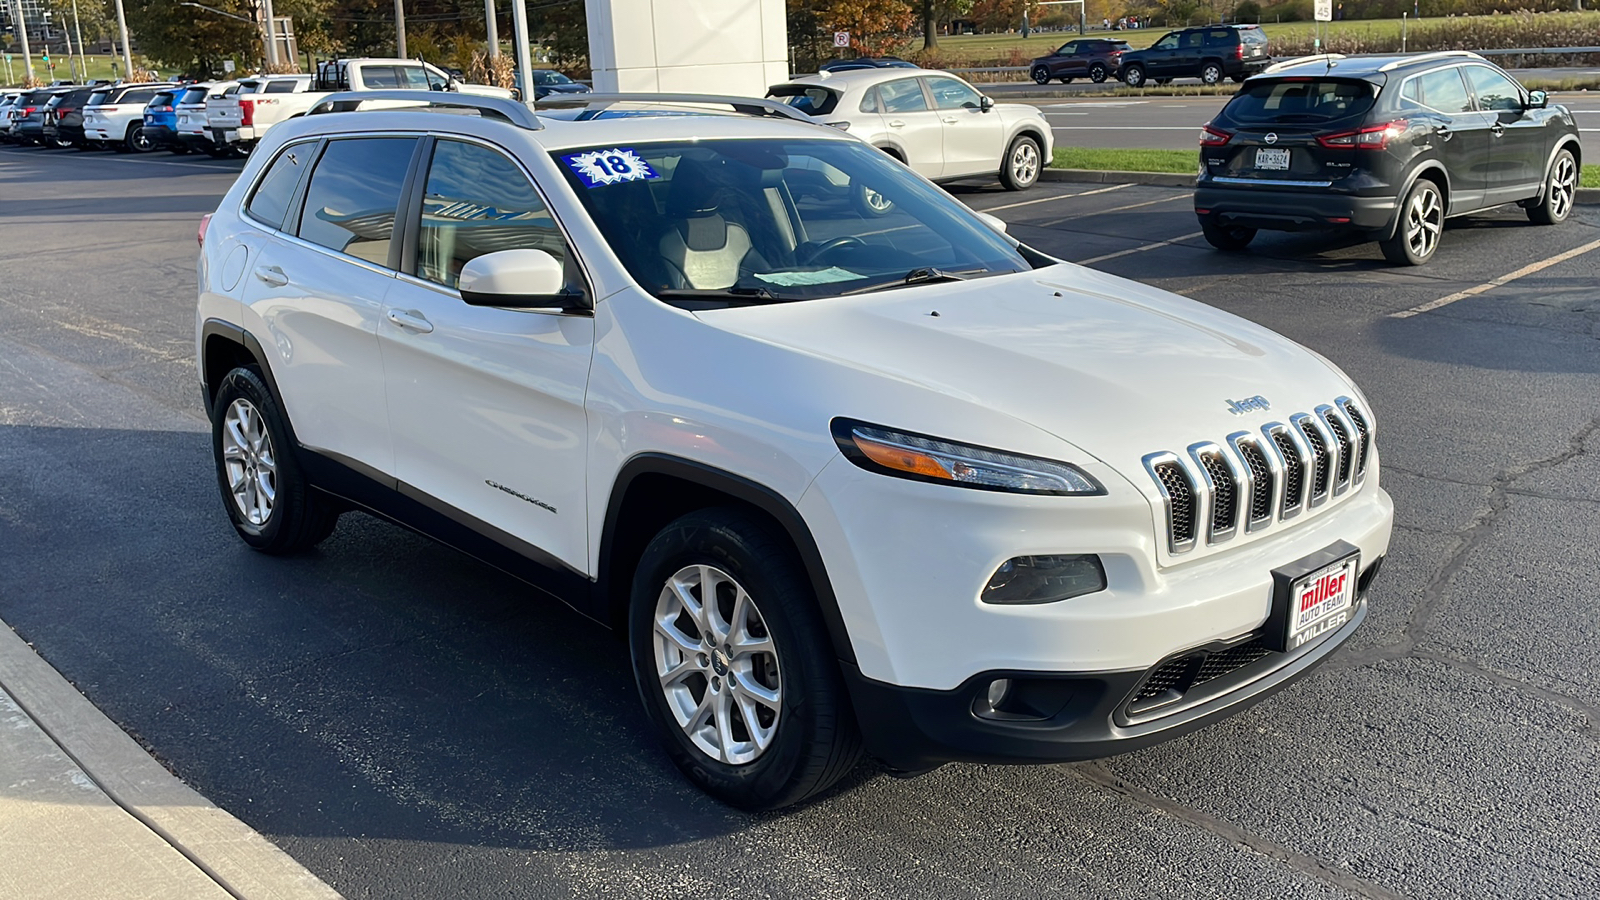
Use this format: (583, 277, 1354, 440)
(253, 265, 288, 287)
(386, 309, 434, 334)
(1435, 125, 1452, 142)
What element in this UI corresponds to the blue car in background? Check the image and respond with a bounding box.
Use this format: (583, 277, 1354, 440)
(530, 69, 591, 100)
(141, 88, 185, 154)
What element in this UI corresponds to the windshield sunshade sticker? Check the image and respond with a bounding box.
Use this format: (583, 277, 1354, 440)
(563, 148, 660, 187)
(754, 267, 867, 287)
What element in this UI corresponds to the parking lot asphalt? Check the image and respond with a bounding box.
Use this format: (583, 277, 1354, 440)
(3, 145, 1600, 900)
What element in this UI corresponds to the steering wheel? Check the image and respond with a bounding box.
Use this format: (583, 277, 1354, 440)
(800, 236, 866, 265)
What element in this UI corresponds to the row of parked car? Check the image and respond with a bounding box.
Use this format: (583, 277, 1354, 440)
(0, 57, 583, 158)
(1029, 24, 1272, 87)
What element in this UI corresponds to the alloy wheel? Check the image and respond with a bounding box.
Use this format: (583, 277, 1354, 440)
(1011, 141, 1039, 186)
(1404, 186, 1443, 260)
(652, 564, 783, 766)
(1202, 64, 1222, 85)
(1549, 155, 1576, 221)
(221, 398, 277, 525)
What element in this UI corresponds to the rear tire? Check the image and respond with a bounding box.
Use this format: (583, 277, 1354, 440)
(1527, 148, 1576, 226)
(1000, 134, 1042, 191)
(1122, 64, 1146, 88)
(1200, 62, 1224, 85)
(1201, 217, 1257, 252)
(1380, 178, 1445, 266)
(1031, 67, 1051, 85)
(125, 124, 155, 153)
(210, 367, 341, 554)
(628, 508, 862, 810)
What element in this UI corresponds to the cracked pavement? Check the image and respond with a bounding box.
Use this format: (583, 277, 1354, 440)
(2, 152, 1599, 898)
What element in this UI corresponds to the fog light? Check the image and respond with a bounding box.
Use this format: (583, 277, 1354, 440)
(986, 678, 1012, 709)
(982, 554, 1106, 605)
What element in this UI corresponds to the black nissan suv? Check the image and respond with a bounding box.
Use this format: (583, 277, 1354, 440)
(1119, 24, 1270, 87)
(1193, 52, 1582, 265)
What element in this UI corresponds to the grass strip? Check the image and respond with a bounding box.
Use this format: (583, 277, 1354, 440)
(1050, 147, 1197, 174)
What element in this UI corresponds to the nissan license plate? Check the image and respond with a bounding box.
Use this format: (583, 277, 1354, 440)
(1287, 555, 1357, 649)
(1255, 148, 1290, 170)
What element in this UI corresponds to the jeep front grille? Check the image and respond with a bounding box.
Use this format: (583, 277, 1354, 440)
(1144, 397, 1373, 555)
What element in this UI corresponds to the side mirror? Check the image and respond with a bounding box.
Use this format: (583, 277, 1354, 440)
(1527, 90, 1547, 109)
(980, 95, 995, 112)
(458, 249, 588, 312)
(975, 211, 1008, 234)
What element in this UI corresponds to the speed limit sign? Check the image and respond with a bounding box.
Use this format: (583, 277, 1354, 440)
(833, 31, 850, 48)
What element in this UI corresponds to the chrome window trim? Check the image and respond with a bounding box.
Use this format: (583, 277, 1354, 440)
(1143, 451, 1199, 555)
(1228, 431, 1280, 533)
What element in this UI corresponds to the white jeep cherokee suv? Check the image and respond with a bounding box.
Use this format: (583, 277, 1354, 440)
(195, 91, 1393, 810)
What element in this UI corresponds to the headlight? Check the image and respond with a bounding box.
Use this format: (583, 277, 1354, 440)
(831, 419, 1104, 495)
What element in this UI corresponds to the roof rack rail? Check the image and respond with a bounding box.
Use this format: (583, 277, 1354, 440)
(534, 92, 813, 124)
(1262, 53, 1346, 74)
(305, 90, 542, 129)
(1377, 50, 1484, 71)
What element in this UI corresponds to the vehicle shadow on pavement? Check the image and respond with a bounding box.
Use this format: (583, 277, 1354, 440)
(0, 424, 879, 855)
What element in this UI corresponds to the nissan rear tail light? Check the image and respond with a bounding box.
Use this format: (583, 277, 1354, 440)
(1318, 119, 1407, 151)
(1199, 124, 1232, 147)
(240, 99, 254, 127)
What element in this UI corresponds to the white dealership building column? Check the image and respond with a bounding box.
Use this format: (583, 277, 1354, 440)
(585, 0, 788, 96)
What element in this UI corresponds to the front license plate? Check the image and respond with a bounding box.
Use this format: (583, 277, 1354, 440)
(1287, 555, 1358, 649)
(1255, 148, 1290, 170)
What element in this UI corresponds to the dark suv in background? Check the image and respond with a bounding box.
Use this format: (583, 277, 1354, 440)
(1030, 38, 1131, 84)
(1193, 52, 1581, 265)
(1120, 24, 1270, 87)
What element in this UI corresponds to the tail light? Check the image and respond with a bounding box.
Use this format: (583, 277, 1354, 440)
(157, 105, 173, 112)
(240, 99, 254, 127)
(1318, 119, 1408, 151)
(1200, 124, 1232, 147)
(198, 213, 212, 248)
(1235, 44, 1244, 60)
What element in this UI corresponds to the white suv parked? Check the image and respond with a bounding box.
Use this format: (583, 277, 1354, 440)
(196, 92, 1393, 810)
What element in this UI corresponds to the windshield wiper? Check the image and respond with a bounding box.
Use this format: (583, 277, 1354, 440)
(655, 286, 792, 305)
(842, 267, 971, 295)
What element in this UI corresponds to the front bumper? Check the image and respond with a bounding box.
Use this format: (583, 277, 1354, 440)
(847, 589, 1374, 772)
(1195, 183, 1398, 232)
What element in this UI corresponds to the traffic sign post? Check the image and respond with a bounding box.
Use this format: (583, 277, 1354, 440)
(833, 31, 849, 48)
(1314, 0, 1332, 50)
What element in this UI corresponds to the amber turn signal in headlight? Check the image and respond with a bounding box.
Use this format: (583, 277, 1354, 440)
(831, 419, 1104, 496)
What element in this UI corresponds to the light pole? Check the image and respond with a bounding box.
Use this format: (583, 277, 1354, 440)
(181, 2, 275, 68)
(71, 0, 87, 82)
(510, 0, 531, 104)
(13, 0, 35, 84)
(262, 0, 278, 67)
(485, 0, 498, 58)
(112, 0, 134, 78)
(395, 0, 407, 58)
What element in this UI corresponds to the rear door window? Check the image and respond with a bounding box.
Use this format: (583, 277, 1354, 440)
(1415, 68, 1474, 114)
(296, 137, 418, 265)
(879, 78, 929, 113)
(264, 80, 301, 94)
(1204, 30, 1233, 48)
(362, 66, 403, 89)
(1223, 79, 1376, 123)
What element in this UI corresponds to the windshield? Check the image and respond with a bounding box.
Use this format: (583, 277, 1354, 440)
(556, 138, 1028, 304)
(532, 71, 573, 85)
(1224, 78, 1376, 123)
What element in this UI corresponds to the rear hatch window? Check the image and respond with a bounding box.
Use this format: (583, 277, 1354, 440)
(766, 85, 840, 117)
(179, 87, 210, 105)
(149, 92, 176, 108)
(1223, 78, 1375, 125)
(86, 91, 111, 107)
(1239, 27, 1268, 46)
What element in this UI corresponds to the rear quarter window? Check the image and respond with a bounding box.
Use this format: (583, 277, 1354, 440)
(1223, 79, 1376, 123)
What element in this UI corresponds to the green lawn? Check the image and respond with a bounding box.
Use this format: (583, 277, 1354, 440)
(1052, 146, 1600, 190)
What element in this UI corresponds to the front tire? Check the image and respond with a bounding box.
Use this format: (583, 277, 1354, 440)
(210, 367, 340, 554)
(1001, 134, 1042, 191)
(628, 509, 862, 810)
(1201, 217, 1257, 252)
(1380, 178, 1444, 266)
(1031, 67, 1051, 85)
(1122, 64, 1146, 88)
(1527, 148, 1576, 226)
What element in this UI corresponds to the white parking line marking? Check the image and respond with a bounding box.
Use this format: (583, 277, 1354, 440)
(73, 155, 233, 173)
(1042, 194, 1186, 224)
(978, 183, 1131, 213)
(1390, 237, 1600, 318)
(1077, 231, 1205, 265)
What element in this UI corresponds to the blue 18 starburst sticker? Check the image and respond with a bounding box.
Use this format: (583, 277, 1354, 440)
(563, 148, 659, 188)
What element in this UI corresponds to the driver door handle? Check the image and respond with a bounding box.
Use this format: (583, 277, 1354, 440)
(942, 116, 959, 124)
(888, 119, 905, 128)
(253, 265, 288, 287)
(386, 309, 434, 334)
(1490, 123, 1505, 138)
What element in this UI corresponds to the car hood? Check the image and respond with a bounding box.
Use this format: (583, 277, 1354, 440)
(694, 265, 1357, 473)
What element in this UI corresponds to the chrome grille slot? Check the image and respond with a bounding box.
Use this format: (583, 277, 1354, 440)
(1236, 439, 1274, 525)
(1271, 430, 1305, 516)
(1145, 397, 1374, 555)
(1199, 451, 1237, 536)
(1342, 399, 1371, 477)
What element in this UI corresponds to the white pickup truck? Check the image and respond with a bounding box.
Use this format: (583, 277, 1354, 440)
(205, 59, 515, 153)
